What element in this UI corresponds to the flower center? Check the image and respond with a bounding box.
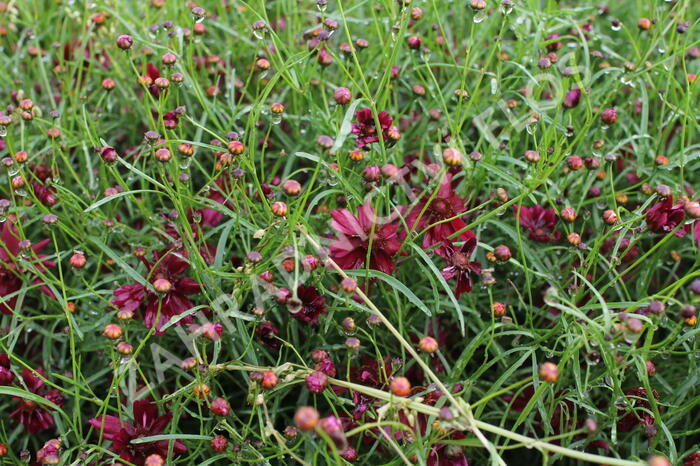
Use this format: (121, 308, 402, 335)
(429, 198, 452, 217)
(451, 252, 469, 269)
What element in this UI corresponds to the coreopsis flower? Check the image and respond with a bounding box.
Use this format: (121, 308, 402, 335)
(438, 231, 481, 298)
(406, 174, 468, 252)
(645, 196, 686, 235)
(111, 249, 201, 335)
(10, 367, 63, 434)
(616, 387, 660, 433)
(0, 353, 12, 385)
(0, 216, 56, 314)
(351, 108, 394, 150)
(256, 320, 280, 348)
(515, 204, 560, 242)
(330, 200, 402, 274)
(144, 64, 162, 97)
(290, 285, 328, 325)
(427, 432, 470, 465)
(89, 399, 187, 465)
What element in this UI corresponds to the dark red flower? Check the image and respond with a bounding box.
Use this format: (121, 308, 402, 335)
(146, 63, 161, 97)
(10, 367, 63, 434)
(89, 399, 187, 465)
(406, 173, 468, 252)
(351, 108, 393, 149)
(685, 451, 700, 466)
(616, 387, 659, 433)
(427, 432, 470, 466)
(111, 249, 201, 335)
(0, 216, 56, 315)
(0, 353, 12, 385)
(256, 320, 280, 348)
(438, 232, 481, 298)
(645, 196, 686, 235)
(330, 201, 402, 274)
(290, 285, 328, 325)
(515, 204, 560, 242)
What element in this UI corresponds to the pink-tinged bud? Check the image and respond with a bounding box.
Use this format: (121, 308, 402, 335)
(260, 371, 278, 388)
(545, 33, 561, 51)
(493, 302, 506, 316)
(418, 336, 438, 353)
(602, 209, 617, 225)
(601, 107, 617, 125)
(116, 341, 133, 355)
(69, 252, 87, 268)
(685, 201, 700, 219)
(567, 155, 583, 170)
(309, 351, 328, 365)
(407, 35, 422, 50)
(271, 201, 288, 217)
(103, 323, 123, 340)
(318, 416, 347, 450)
(210, 397, 230, 416)
(144, 455, 164, 466)
(340, 277, 357, 293)
(345, 337, 360, 350)
(305, 371, 328, 393)
(341, 317, 356, 333)
(283, 179, 301, 196)
(161, 53, 177, 65)
(301, 255, 319, 271)
(647, 456, 671, 466)
(524, 150, 540, 163)
(210, 435, 227, 452)
(638, 18, 652, 30)
(561, 207, 576, 222)
(192, 383, 210, 399)
(294, 406, 320, 431)
(493, 245, 511, 261)
(538, 362, 559, 382)
(363, 165, 381, 181)
(340, 447, 357, 462)
(334, 87, 352, 105)
(390, 376, 411, 396)
(228, 140, 245, 154)
(154, 147, 171, 162)
(36, 439, 61, 465)
(645, 360, 656, 376)
(442, 147, 462, 166)
(116, 34, 133, 50)
(381, 163, 400, 178)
